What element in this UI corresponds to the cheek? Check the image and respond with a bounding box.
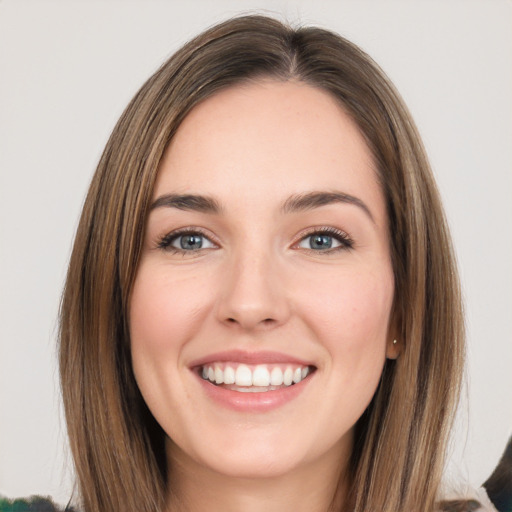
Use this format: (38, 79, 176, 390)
(129, 262, 216, 430)
(294, 265, 394, 393)
(130, 264, 208, 357)
(299, 267, 393, 344)
(321, 270, 393, 420)
(128, 262, 214, 414)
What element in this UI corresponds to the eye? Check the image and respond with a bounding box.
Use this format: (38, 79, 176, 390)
(158, 229, 216, 253)
(296, 228, 353, 252)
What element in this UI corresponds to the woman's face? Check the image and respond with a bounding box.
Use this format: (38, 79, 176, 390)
(130, 80, 396, 480)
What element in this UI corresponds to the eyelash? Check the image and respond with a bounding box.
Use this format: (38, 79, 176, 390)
(156, 226, 354, 254)
(157, 227, 216, 254)
(295, 226, 354, 253)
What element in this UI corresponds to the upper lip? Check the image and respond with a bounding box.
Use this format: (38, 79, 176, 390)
(189, 350, 315, 368)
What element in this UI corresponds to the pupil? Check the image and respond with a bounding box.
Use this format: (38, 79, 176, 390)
(310, 234, 332, 250)
(181, 235, 203, 250)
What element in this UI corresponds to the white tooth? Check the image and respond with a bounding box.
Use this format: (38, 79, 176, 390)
(252, 365, 270, 386)
(235, 386, 263, 393)
(208, 366, 215, 382)
(235, 364, 252, 386)
(301, 366, 309, 379)
(214, 365, 224, 384)
(283, 367, 293, 386)
(202, 366, 208, 379)
(270, 367, 284, 385)
(224, 365, 235, 384)
(293, 367, 302, 383)
(231, 385, 281, 393)
(234, 387, 253, 393)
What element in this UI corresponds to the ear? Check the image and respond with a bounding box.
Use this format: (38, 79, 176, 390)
(386, 306, 402, 360)
(386, 337, 401, 360)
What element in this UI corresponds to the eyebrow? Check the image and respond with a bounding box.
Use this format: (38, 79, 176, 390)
(150, 194, 222, 213)
(150, 190, 374, 222)
(281, 191, 375, 222)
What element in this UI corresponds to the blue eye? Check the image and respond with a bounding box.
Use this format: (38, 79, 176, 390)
(175, 234, 204, 250)
(297, 229, 352, 252)
(308, 234, 335, 250)
(158, 231, 215, 252)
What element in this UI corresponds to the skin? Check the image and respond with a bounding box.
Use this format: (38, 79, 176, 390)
(129, 79, 398, 512)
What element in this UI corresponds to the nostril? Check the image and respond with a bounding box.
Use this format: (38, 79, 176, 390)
(224, 317, 276, 328)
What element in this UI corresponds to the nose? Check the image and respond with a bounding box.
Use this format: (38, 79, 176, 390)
(215, 248, 291, 331)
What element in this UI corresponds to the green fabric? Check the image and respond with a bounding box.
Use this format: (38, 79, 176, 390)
(0, 496, 77, 512)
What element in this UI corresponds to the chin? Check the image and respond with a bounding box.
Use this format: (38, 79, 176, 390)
(166, 427, 314, 480)
(201, 449, 305, 480)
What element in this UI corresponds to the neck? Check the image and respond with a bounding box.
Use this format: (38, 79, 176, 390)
(164, 441, 350, 512)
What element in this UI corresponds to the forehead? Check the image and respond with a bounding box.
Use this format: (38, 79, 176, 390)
(155, 80, 384, 223)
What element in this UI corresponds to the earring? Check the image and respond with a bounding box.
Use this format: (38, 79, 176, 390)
(393, 339, 398, 345)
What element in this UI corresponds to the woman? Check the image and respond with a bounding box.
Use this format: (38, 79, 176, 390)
(58, 15, 495, 512)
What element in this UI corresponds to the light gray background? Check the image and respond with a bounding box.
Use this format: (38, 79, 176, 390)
(0, 0, 511, 505)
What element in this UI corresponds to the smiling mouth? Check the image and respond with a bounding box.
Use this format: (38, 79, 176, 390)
(199, 363, 316, 392)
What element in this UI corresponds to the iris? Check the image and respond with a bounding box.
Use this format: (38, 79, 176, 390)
(180, 234, 203, 250)
(309, 234, 333, 250)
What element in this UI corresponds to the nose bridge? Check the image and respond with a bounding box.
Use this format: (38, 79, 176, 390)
(216, 236, 289, 330)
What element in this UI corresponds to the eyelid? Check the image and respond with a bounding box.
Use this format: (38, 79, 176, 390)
(156, 226, 220, 252)
(292, 226, 354, 251)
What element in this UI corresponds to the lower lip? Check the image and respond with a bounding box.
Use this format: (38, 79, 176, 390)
(194, 372, 313, 412)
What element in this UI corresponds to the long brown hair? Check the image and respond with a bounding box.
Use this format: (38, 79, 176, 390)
(59, 15, 464, 512)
